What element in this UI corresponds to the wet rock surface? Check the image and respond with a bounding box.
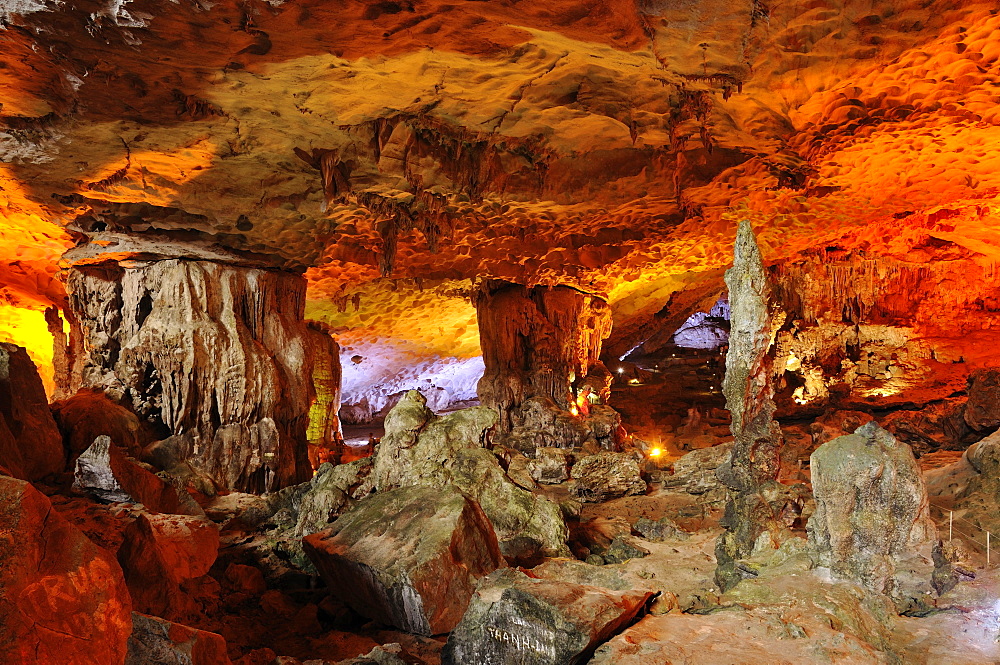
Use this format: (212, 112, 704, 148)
(0, 474, 132, 665)
(304, 485, 506, 636)
(442, 567, 653, 665)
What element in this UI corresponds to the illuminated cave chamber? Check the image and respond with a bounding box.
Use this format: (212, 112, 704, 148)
(4, 0, 1000, 663)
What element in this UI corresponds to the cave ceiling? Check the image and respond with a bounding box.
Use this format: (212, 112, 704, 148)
(2, 0, 1000, 368)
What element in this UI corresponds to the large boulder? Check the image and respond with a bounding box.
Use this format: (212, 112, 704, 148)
(74, 435, 205, 516)
(441, 568, 653, 665)
(304, 485, 506, 636)
(369, 391, 569, 561)
(570, 452, 646, 502)
(662, 442, 733, 498)
(0, 343, 65, 480)
(807, 422, 936, 595)
(125, 613, 232, 665)
(0, 474, 132, 664)
(117, 513, 220, 621)
(51, 388, 145, 465)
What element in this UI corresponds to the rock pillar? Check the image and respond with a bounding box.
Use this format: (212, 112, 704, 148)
(714, 221, 790, 589)
(63, 250, 336, 493)
(475, 280, 613, 431)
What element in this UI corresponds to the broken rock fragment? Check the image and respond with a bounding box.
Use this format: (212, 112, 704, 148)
(570, 452, 646, 502)
(117, 513, 220, 621)
(304, 485, 506, 635)
(125, 612, 232, 665)
(74, 435, 205, 516)
(442, 567, 654, 665)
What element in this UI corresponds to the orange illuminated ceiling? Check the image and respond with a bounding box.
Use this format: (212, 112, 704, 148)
(0, 0, 998, 360)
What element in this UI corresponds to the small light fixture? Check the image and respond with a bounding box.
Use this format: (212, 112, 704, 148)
(648, 447, 663, 458)
(617, 367, 625, 374)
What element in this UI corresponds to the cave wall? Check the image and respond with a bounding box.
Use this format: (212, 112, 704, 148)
(769, 252, 1000, 413)
(64, 258, 334, 492)
(476, 281, 612, 429)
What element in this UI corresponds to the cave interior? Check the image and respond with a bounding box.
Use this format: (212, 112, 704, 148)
(2, 1, 1000, 663)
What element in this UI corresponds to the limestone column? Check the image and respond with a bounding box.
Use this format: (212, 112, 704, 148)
(714, 220, 788, 589)
(63, 241, 337, 493)
(475, 280, 613, 431)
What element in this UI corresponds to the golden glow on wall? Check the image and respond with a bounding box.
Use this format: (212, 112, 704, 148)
(0, 304, 56, 396)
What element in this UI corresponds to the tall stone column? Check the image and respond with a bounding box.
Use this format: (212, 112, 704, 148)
(63, 243, 337, 493)
(475, 280, 613, 431)
(714, 221, 789, 589)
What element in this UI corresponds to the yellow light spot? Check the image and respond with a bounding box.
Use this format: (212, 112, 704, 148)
(648, 447, 663, 458)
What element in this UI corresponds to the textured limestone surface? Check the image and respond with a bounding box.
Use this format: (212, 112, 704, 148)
(442, 566, 653, 665)
(65, 255, 337, 493)
(0, 474, 133, 665)
(369, 390, 569, 561)
(117, 513, 220, 622)
(808, 422, 937, 596)
(303, 485, 506, 636)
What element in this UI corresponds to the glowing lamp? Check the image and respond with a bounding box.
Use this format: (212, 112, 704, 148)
(648, 447, 663, 458)
(617, 367, 625, 374)
(569, 405, 580, 416)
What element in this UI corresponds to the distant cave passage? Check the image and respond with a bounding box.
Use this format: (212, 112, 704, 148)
(671, 295, 730, 350)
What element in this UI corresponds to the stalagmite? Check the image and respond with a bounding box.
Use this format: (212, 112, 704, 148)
(714, 220, 790, 590)
(63, 245, 338, 493)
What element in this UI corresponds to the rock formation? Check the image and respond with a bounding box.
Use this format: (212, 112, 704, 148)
(73, 435, 205, 516)
(51, 388, 147, 465)
(442, 567, 654, 665)
(369, 390, 569, 562)
(126, 613, 232, 665)
(475, 281, 613, 430)
(807, 422, 936, 596)
(570, 452, 647, 502)
(0, 343, 65, 480)
(715, 220, 788, 589)
(0, 474, 132, 665)
(304, 485, 506, 636)
(64, 251, 338, 492)
(117, 513, 220, 621)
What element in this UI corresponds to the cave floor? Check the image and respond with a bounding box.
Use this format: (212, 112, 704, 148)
(37, 459, 1000, 665)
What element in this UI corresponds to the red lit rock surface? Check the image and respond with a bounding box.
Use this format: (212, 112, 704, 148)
(0, 343, 65, 480)
(117, 513, 220, 622)
(0, 474, 132, 665)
